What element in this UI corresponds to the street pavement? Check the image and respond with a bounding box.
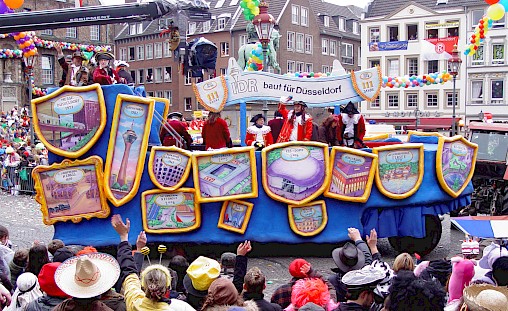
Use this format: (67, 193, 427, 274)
(0, 193, 465, 296)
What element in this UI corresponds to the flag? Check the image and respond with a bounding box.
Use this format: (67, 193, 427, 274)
(421, 37, 458, 61)
(451, 216, 508, 238)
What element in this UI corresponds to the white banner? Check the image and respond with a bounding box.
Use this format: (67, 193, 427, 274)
(193, 58, 382, 112)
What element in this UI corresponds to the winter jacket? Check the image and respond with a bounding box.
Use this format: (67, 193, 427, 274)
(243, 292, 281, 311)
(334, 302, 366, 311)
(202, 118, 231, 150)
(202, 300, 259, 311)
(26, 295, 66, 311)
(53, 299, 114, 311)
(9, 259, 25, 287)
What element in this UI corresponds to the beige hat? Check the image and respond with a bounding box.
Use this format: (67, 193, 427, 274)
(5, 146, 14, 154)
(463, 284, 508, 311)
(54, 253, 120, 298)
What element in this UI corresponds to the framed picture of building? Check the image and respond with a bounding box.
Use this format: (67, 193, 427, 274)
(261, 141, 330, 205)
(31, 84, 107, 158)
(436, 136, 477, 198)
(141, 188, 201, 234)
(32, 156, 110, 225)
(288, 200, 328, 237)
(217, 200, 254, 234)
(104, 94, 154, 207)
(191, 147, 258, 203)
(148, 146, 192, 191)
(373, 144, 424, 199)
(324, 147, 378, 203)
(407, 130, 444, 143)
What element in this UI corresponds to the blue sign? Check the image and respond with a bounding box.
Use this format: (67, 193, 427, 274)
(369, 41, 408, 51)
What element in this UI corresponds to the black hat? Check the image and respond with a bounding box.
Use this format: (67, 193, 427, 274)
(72, 51, 85, 60)
(94, 51, 114, 62)
(220, 252, 236, 269)
(293, 100, 307, 107)
(250, 114, 264, 123)
(343, 102, 359, 114)
(183, 274, 209, 298)
(52, 247, 75, 263)
(331, 242, 365, 273)
(168, 112, 183, 119)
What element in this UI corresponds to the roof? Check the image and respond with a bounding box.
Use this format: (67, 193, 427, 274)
(365, 0, 486, 18)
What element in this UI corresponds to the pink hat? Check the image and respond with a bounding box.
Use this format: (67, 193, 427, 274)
(448, 257, 475, 303)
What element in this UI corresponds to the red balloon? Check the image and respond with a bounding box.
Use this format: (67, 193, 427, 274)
(474, 45, 478, 50)
(480, 34, 485, 39)
(471, 39, 476, 43)
(485, 0, 499, 4)
(472, 34, 476, 38)
(479, 19, 485, 24)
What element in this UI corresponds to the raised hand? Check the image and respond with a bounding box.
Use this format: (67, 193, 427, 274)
(237, 240, 252, 256)
(136, 231, 147, 251)
(111, 214, 130, 241)
(348, 227, 362, 242)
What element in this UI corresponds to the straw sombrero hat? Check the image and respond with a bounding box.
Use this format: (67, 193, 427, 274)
(54, 253, 120, 299)
(462, 284, 508, 311)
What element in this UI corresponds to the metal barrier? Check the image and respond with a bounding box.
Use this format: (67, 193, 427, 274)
(1, 165, 36, 195)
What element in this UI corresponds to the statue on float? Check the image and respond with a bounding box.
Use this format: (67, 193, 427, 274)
(237, 22, 281, 72)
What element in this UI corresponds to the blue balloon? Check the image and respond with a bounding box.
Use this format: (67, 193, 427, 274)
(499, 0, 508, 12)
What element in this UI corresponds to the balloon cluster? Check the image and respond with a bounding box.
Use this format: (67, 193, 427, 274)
(239, 0, 259, 21)
(284, 72, 332, 78)
(33, 86, 47, 97)
(382, 72, 452, 88)
(13, 32, 37, 57)
(246, 43, 263, 71)
(0, 0, 21, 14)
(34, 38, 112, 52)
(464, 0, 507, 55)
(0, 48, 22, 58)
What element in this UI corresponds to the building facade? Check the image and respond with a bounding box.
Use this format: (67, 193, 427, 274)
(0, 0, 114, 113)
(361, 0, 489, 131)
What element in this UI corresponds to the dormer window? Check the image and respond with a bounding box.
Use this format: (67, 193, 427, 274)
(217, 18, 226, 30)
(188, 22, 196, 35)
(324, 16, 330, 27)
(203, 20, 211, 32)
(339, 18, 345, 31)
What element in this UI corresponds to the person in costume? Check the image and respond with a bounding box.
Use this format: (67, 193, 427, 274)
(92, 52, 119, 85)
(55, 44, 85, 87)
(276, 96, 313, 143)
(245, 114, 273, 150)
(337, 102, 366, 149)
(202, 111, 232, 150)
(115, 60, 134, 85)
(160, 112, 193, 149)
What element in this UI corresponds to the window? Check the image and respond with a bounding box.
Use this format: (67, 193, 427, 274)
(217, 18, 226, 30)
(492, 44, 505, 65)
(292, 5, 299, 24)
(301, 7, 308, 26)
(426, 60, 438, 73)
(370, 98, 380, 108)
(41, 55, 54, 85)
(130, 71, 136, 83)
(426, 28, 438, 39)
(387, 93, 399, 108)
(129, 24, 136, 35)
(493, 15, 505, 28)
(407, 24, 418, 40)
(163, 42, 172, 57)
(305, 63, 313, 73)
(446, 92, 459, 108)
(164, 91, 172, 102)
(330, 40, 337, 56)
(220, 42, 229, 56)
(129, 47, 135, 61)
(120, 48, 127, 61)
(287, 31, 295, 50)
(155, 67, 163, 83)
(184, 98, 192, 111)
(145, 44, 153, 59)
(471, 80, 483, 104)
(472, 45, 484, 66)
(156, 91, 164, 98)
(388, 26, 399, 41)
(164, 67, 172, 82)
(90, 25, 100, 41)
(342, 43, 353, 65)
(296, 33, 304, 52)
(185, 71, 192, 85)
(41, 29, 53, 35)
(322, 65, 330, 73)
(407, 57, 418, 76)
(136, 23, 143, 34)
(203, 20, 211, 32)
(239, 35, 247, 47)
(406, 93, 418, 108)
(147, 92, 155, 97)
(137, 45, 144, 60)
(369, 59, 380, 68)
(369, 27, 380, 43)
(346, 20, 354, 32)
(338, 18, 345, 31)
(322, 38, 329, 55)
(138, 69, 144, 84)
(66, 27, 77, 38)
(472, 10, 484, 28)
(287, 60, 295, 73)
(492, 80, 504, 99)
(154, 42, 162, 58)
(158, 19, 166, 31)
(188, 22, 196, 35)
(304, 35, 312, 54)
(426, 93, 438, 107)
(324, 16, 330, 28)
(147, 68, 153, 83)
(296, 62, 304, 72)
(353, 22, 359, 34)
(388, 59, 399, 76)
(220, 68, 227, 76)
(446, 23, 458, 37)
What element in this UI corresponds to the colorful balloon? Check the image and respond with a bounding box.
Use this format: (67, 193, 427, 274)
(485, 0, 500, 4)
(487, 3, 505, 20)
(3, 0, 23, 9)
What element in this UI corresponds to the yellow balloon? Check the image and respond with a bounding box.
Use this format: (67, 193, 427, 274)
(252, 7, 259, 15)
(247, 2, 255, 9)
(487, 3, 505, 21)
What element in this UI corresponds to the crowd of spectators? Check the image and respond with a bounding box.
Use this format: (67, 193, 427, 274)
(1, 220, 507, 311)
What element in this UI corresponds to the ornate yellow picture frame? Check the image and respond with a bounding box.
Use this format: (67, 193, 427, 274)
(373, 144, 425, 199)
(261, 141, 330, 205)
(141, 188, 201, 234)
(217, 200, 254, 234)
(104, 94, 154, 207)
(436, 136, 478, 198)
(191, 147, 258, 203)
(148, 146, 192, 191)
(32, 156, 110, 225)
(288, 200, 328, 237)
(364, 133, 389, 141)
(324, 147, 378, 203)
(407, 130, 444, 141)
(31, 84, 107, 158)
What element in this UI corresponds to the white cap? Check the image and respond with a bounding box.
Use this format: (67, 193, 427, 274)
(279, 96, 293, 104)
